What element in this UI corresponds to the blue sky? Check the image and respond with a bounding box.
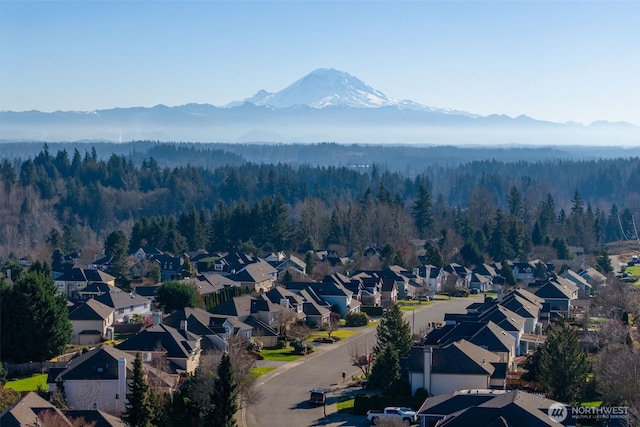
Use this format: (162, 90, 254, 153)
(1, 1, 639, 125)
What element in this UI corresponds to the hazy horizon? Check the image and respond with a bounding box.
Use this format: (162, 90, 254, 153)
(1, 1, 639, 129)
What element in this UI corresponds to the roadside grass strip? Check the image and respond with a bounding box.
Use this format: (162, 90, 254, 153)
(250, 366, 276, 379)
(260, 347, 305, 362)
(4, 374, 48, 392)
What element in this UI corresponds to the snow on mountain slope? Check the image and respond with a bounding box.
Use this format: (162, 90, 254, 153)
(226, 68, 473, 115)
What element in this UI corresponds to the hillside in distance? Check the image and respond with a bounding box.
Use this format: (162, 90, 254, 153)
(1, 68, 638, 146)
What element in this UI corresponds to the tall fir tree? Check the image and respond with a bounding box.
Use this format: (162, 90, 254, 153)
(204, 353, 238, 427)
(123, 352, 154, 427)
(0, 271, 71, 363)
(412, 184, 434, 239)
(373, 304, 412, 358)
(368, 343, 401, 395)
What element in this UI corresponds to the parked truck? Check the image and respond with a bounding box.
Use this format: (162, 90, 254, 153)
(366, 406, 418, 426)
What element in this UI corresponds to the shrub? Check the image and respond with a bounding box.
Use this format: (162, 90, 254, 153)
(345, 312, 370, 327)
(276, 338, 287, 349)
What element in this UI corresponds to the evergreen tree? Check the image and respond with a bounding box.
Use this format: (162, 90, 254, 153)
(123, 352, 153, 427)
(104, 230, 129, 285)
(460, 239, 484, 266)
(368, 343, 401, 395)
(412, 184, 434, 239)
(487, 209, 514, 262)
(0, 272, 71, 363)
(501, 262, 517, 286)
(537, 322, 592, 404)
(205, 353, 238, 427)
(423, 242, 444, 268)
(304, 251, 316, 275)
(155, 281, 198, 313)
(374, 304, 412, 358)
(595, 249, 613, 274)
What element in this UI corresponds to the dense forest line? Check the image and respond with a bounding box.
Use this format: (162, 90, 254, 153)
(0, 142, 639, 266)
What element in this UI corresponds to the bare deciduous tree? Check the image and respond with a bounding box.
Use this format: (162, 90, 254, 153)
(349, 339, 374, 379)
(594, 345, 640, 425)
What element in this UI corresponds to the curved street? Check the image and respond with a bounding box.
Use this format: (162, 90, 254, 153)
(243, 295, 482, 427)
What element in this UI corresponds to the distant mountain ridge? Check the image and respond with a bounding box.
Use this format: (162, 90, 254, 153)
(1, 68, 638, 145)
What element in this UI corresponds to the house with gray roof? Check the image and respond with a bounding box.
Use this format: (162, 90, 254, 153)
(163, 306, 259, 350)
(68, 298, 115, 345)
(561, 269, 592, 297)
(116, 323, 202, 374)
(533, 278, 579, 318)
(47, 345, 174, 414)
(54, 267, 116, 298)
(417, 389, 574, 427)
(0, 392, 71, 427)
(408, 339, 507, 397)
(93, 289, 152, 323)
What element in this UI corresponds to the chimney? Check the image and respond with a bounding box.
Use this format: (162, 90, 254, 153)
(180, 320, 187, 331)
(117, 357, 127, 413)
(423, 347, 432, 395)
(6, 269, 10, 281)
(152, 311, 163, 325)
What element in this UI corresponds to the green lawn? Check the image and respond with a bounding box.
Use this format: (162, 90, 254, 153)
(250, 366, 276, 379)
(309, 329, 358, 340)
(337, 396, 355, 413)
(4, 374, 48, 392)
(260, 347, 305, 362)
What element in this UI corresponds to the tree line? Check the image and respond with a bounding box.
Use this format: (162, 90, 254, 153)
(1, 144, 639, 265)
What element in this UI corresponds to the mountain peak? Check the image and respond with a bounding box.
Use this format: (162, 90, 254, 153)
(233, 68, 403, 109)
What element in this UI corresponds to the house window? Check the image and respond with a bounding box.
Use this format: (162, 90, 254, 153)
(215, 264, 223, 271)
(92, 402, 98, 410)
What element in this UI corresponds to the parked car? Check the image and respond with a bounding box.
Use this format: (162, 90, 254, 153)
(309, 388, 326, 406)
(366, 406, 417, 426)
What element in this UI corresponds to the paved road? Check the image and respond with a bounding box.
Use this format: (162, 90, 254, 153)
(243, 295, 482, 427)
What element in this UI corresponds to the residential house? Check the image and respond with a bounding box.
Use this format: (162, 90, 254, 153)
(54, 268, 116, 298)
(265, 252, 307, 279)
(510, 261, 536, 282)
(132, 246, 163, 261)
(560, 269, 592, 298)
(89, 254, 114, 272)
(407, 340, 507, 396)
(151, 253, 184, 281)
(64, 410, 126, 427)
(417, 389, 574, 427)
(93, 289, 152, 323)
(579, 267, 607, 288)
(381, 279, 398, 306)
(47, 346, 174, 414)
(443, 263, 471, 287)
(163, 307, 255, 351)
(209, 294, 285, 346)
(116, 323, 202, 374)
(533, 278, 579, 318)
(0, 392, 71, 426)
(421, 265, 446, 294)
(468, 273, 493, 292)
(423, 321, 516, 367)
(68, 298, 115, 345)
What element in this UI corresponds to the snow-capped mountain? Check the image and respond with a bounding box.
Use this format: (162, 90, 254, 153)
(227, 68, 471, 115)
(1, 68, 637, 145)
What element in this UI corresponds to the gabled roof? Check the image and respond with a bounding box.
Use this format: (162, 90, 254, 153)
(68, 298, 114, 321)
(534, 280, 577, 300)
(473, 264, 498, 277)
(264, 286, 305, 306)
(55, 268, 115, 283)
(78, 282, 115, 295)
(65, 410, 126, 427)
(418, 389, 501, 416)
(94, 290, 151, 310)
(431, 340, 500, 376)
(560, 269, 592, 289)
(437, 389, 563, 427)
(228, 259, 277, 283)
(0, 392, 71, 427)
(52, 345, 134, 381)
(468, 321, 516, 354)
(500, 294, 541, 320)
(116, 324, 200, 360)
(511, 288, 545, 306)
